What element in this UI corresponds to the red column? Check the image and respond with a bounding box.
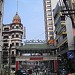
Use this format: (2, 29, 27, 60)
(16, 61, 19, 71)
(54, 60, 58, 72)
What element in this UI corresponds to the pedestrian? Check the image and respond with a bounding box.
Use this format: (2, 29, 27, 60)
(68, 73, 72, 75)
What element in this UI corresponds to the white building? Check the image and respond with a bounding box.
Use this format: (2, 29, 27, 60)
(2, 12, 24, 71)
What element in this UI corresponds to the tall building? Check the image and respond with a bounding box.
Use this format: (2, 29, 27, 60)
(0, 0, 4, 74)
(43, 0, 54, 43)
(53, 0, 75, 74)
(2, 12, 23, 71)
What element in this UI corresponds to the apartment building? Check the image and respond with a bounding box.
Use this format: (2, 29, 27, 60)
(43, 0, 54, 43)
(53, 1, 75, 74)
(53, 2, 67, 56)
(2, 12, 23, 71)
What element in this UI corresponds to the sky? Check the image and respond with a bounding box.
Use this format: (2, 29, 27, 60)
(3, 0, 58, 40)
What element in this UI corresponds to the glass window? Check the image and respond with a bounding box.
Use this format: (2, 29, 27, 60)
(3, 43, 8, 47)
(16, 26, 19, 29)
(16, 43, 19, 46)
(4, 28, 9, 31)
(3, 36, 9, 39)
(12, 35, 14, 38)
(12, 43, 14, 46)
(61, 16, 65, 21)
(21, 35, 22, 39)
(49, 31, 54, 35)
(12, 51, 14, 55)
(49, 27, 53, 30)
(56, 39, 58, 44)
(12, 26, 14, 29)
(16, 34, 19, 38)
(62, 34, 67, 39)
(21, 43, 23, 46)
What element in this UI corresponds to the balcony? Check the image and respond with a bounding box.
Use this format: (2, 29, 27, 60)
(10, 29, 23, 32)
(56, 37, 67, 48)
(62, 32, 67, 34)
(11, 38, 22, 41)
(2, 30, 10, 33)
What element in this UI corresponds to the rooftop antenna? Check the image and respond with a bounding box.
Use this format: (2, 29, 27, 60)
(17, 0, 18, 13)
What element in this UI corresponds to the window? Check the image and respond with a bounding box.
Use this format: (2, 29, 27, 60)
(47, 5, 50, 7)
(21, 26, 23, 29)
(12, 26, 14, 29)
(47, 1, 50, 3)
(47, 13, 52, 16)
(3, 43, 8, 47)
(55, 31, 57, 34)
(12, 43, 14, 46)
(48, 18, 52, 20)
(49, 31, 54, 35)
(11, 57, 15, 64)
(16, 26, 19, 29)
(12, 51, 14, 55)
(50, 36, 54, 40)
(3, 36, 9, 39)
(48, 23, 53, 26)
(16, 34, 19, 38)
(56, 39, 58, 44)
(47, 9, 51, 12)
(4, 28, 9, 31)
(49, 27, 53, 30)
(16, 43, 19, 46)
(21, 35, 22, 39)
(61, 16, 65, 21)
(21, 43, 23, 46)
(62, 34, 67, 39)
(12, 35, 14, 38)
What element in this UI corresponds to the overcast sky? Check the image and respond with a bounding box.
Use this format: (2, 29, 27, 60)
(3, 0, 58, 40)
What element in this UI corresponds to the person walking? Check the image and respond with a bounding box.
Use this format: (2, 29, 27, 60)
(68, 73, 72, 75)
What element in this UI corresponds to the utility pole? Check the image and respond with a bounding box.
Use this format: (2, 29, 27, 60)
(8, 44, 12, 75)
